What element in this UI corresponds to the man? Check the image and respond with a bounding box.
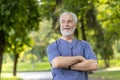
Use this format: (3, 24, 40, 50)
(47, 12, 98, 80)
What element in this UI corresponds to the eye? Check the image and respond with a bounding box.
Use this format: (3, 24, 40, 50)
(61, 20, 66, 23)
(68, 20, 72, 23)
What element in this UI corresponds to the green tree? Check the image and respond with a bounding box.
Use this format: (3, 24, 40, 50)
(95, 0, 120, 67)
(0, 0, 40, 76)
(39, 0, 120, 67)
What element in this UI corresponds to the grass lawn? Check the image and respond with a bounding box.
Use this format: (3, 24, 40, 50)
(90, 70, 120, 80)
(2, 62, 51, 72)
(2, 62, 51, 80)
(90, 59, 120, 80)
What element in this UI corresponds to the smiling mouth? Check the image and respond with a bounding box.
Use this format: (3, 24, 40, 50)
(62, 28, 70, 30)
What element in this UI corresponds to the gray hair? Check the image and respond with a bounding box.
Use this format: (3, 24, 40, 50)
(59, 12, 78, 23)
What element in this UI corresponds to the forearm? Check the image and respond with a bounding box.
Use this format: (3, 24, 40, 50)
(71, 59, 98, 71)
(51, 56, 85, 68)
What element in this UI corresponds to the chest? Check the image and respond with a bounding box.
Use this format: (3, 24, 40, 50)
(58, 43, 85, 56)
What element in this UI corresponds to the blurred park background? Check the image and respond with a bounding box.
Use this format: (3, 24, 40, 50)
(0, 0, 120, 80)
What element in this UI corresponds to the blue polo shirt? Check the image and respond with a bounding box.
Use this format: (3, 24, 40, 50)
(47, 38, 97, 80)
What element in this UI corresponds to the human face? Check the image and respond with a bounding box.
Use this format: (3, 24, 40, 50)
(60, 14, 76, 36)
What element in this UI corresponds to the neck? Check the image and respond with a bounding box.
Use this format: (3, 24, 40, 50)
(61, 35, 75, 42)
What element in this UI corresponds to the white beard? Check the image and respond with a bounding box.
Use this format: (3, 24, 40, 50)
(60, 27, 75, 36)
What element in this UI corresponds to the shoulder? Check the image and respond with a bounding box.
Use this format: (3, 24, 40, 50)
(76, 39, 90, 45)
(75, 39, 92, 49)
(47, 39, 60, 48)
(47, 41, 56, 48)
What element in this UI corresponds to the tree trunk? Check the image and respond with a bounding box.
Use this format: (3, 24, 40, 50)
(104, 57, 110, 67)
(0, 50, 3, 78)
(13, 53, 19, 76)
(0, 30, 6, 77)
(80, 16, 86, 40)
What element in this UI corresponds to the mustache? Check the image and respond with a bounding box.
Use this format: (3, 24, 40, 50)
(62, 28, 70, 30)
(60, 26, 70, 30)
(60, 27, 75, 36)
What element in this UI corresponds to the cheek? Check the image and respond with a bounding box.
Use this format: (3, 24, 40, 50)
(60, 25, 64, 29)
(60, 24, 64, 27)
(70, 24, 75, 28)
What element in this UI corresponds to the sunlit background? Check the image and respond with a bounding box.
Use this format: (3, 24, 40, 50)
(0, 0, 120, 80)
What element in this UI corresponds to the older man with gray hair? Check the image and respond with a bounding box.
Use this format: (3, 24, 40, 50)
(47, 12, 98, 80)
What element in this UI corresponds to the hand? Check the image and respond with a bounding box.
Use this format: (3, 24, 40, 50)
(75, 56, 86, 62)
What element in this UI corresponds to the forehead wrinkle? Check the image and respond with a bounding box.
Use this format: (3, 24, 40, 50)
(61, 14, 74, 21)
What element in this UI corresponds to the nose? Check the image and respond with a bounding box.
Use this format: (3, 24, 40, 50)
(64, 21, 69, 27)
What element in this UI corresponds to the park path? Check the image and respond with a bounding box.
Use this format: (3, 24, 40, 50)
(17, 71, 111, 80)
(17, 71, 52, 80)
(2, 71, 52, 80)
(2, 71, 112, 80)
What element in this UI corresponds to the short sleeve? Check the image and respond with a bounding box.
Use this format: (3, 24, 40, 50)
(84, 42, 97, 60)
(47, 42, 61, 63)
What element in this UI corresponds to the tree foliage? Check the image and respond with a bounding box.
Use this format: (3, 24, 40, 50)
(0, 0, 40, 76)
(38, 0, 120, 67)
(0, 0, 120, 77)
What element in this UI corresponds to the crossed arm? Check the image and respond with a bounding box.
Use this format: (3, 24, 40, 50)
(51, 56, 98, 71)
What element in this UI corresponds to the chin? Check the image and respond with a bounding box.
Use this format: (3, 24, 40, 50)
(61, 29, 75, 36)
(62, 33, 73, 36)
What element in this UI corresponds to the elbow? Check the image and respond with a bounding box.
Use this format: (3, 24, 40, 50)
(92, 65, 98, 71)
(51, 57, 61, 68)
(91, 62, 98, 71)
(52, 61, 60, 68)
